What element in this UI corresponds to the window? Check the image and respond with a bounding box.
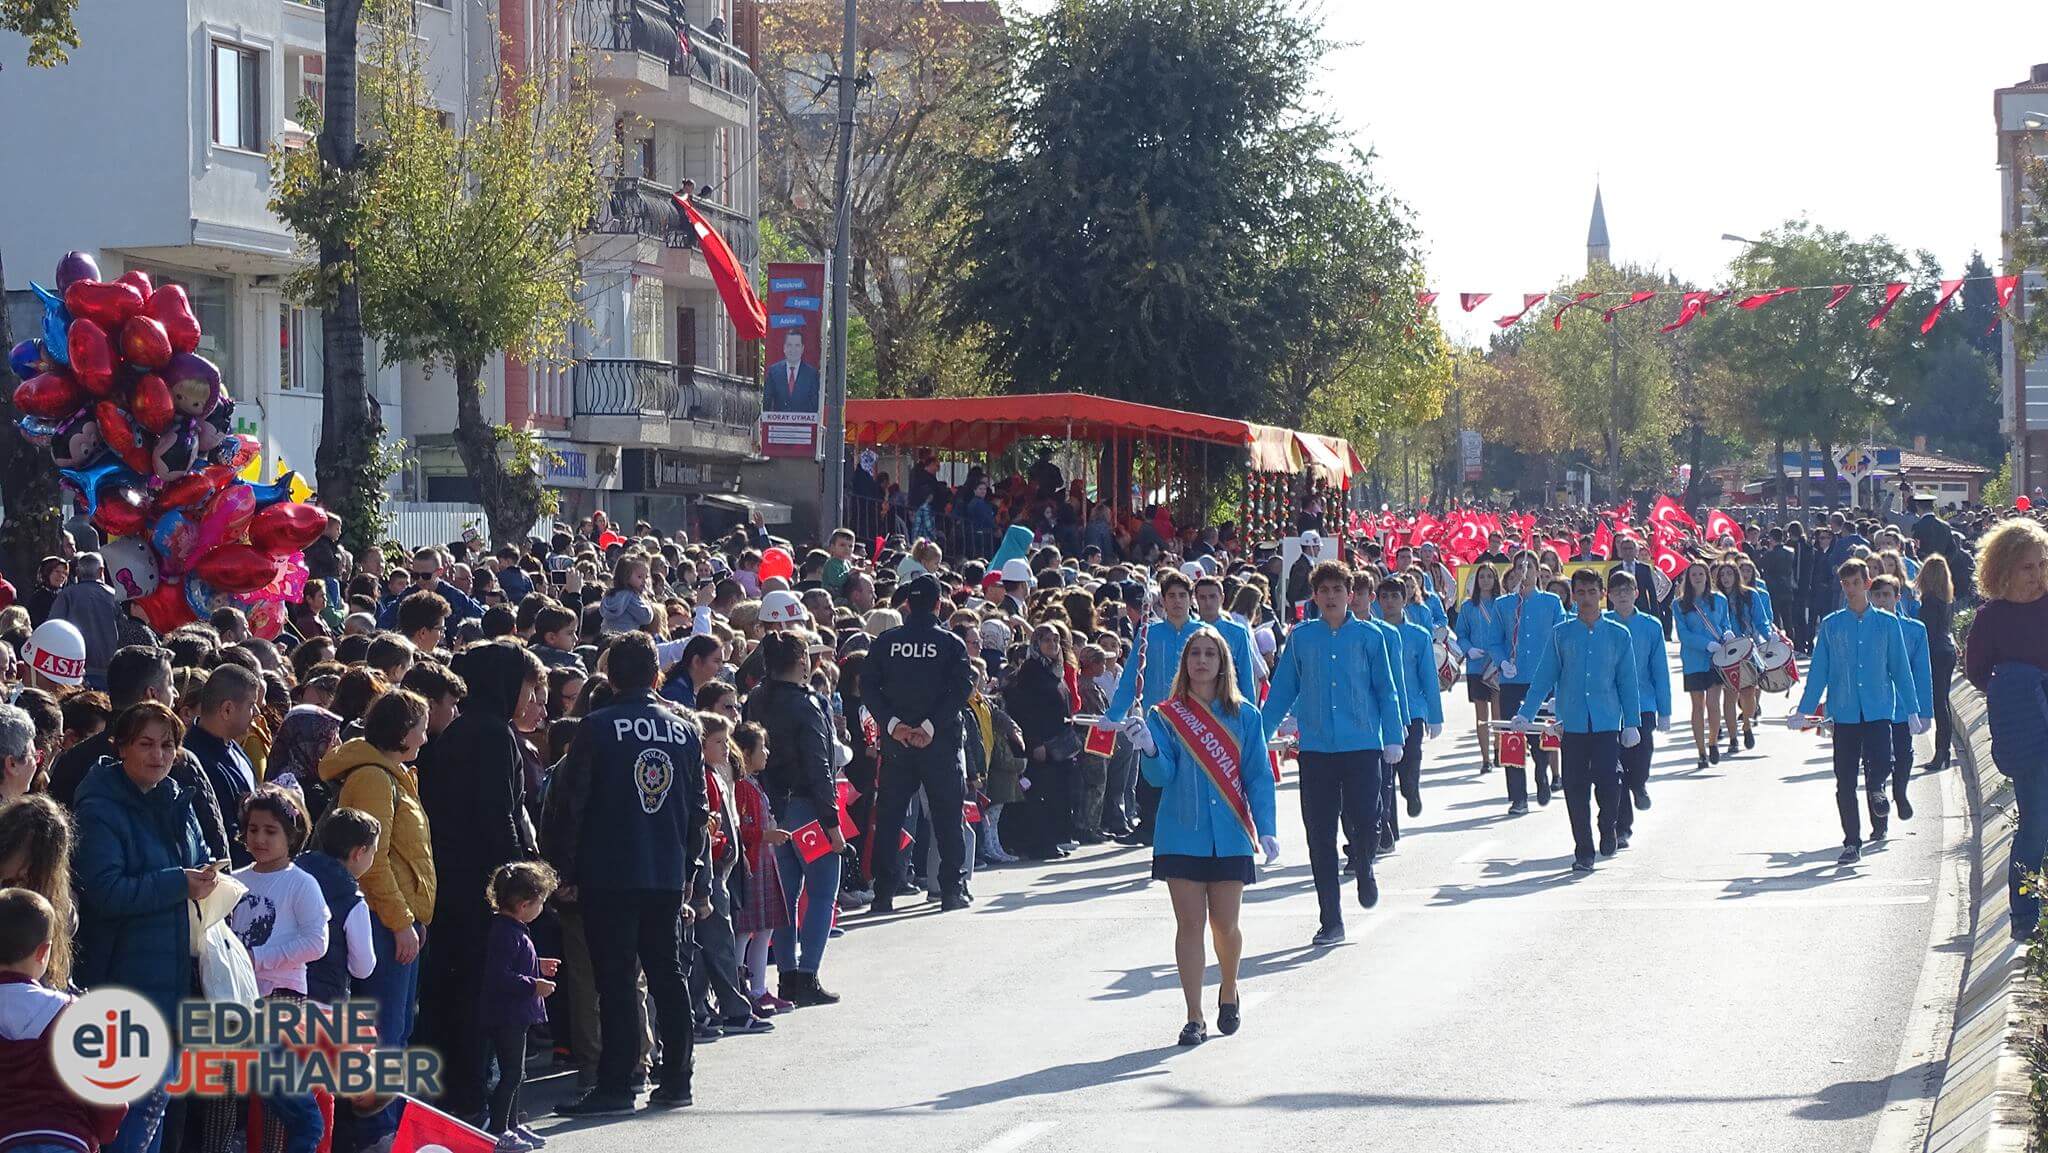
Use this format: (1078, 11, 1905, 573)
(630, 279, 666, 362)
(212, 42, 264, 150)
(299, 53, 325, 115)
(638, 137, 657, 180)
(283, 306, 324, 394)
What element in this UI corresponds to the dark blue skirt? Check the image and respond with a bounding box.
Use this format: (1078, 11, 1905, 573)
(1152, 853, 1256, 884)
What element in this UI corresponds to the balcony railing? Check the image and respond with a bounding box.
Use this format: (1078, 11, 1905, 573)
(589, 176, 758, 271)
(573, 0, 758, 106)
(573, 357, 760, 433)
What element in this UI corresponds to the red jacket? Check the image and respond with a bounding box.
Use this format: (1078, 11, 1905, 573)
(0, 974, 126, 1151)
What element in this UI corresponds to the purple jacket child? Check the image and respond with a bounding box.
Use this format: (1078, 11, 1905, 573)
(479, 913, 548, 1028)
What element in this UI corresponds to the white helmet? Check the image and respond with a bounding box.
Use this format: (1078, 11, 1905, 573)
(999, 558, 1035, 587)
(759, 589, 809, 625)
(23, 619, 86, 687)
(1179, 560, 1205, 579)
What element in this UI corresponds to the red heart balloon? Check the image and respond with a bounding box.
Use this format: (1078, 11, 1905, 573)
(249, 501, 327, 556)
(155, 471, 218, 511)
(67, 319, 116, 395)
(115, 269, 154, 304)
(92, 484, 154, 538)
(132, 578, 197, 632)
(194, 542, 277, 593)
(118, 316, 173, 370)
(61, 280, 147, 331)
(146, 285, 202, 355)
(200, 483, 255, 548)
(131, 373, 175, 435)
(12, 370, 82, 419)
(94, 400, 154, 476)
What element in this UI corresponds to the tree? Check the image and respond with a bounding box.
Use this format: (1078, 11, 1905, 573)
(2014, 155, 2048, 363)
(756, 0, 1003, 397)
(0, 0, 80, 580)
(270, 0, 383, 557)
(309, 4, 602, 547)
(943, 0, 1327, 418)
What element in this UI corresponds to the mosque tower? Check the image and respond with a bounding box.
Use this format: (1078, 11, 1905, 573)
(1587, 184, 1610, 270)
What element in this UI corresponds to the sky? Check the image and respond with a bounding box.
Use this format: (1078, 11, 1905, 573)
(1317, 0, 2048, 344)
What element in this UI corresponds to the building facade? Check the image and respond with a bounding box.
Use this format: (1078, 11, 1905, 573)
(1997, 64, 2048, 497)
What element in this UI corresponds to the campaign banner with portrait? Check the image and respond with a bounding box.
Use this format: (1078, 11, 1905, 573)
(761, 262, 825, 458)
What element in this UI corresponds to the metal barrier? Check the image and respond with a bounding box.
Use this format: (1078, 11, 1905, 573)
(573, 357, 682, 415)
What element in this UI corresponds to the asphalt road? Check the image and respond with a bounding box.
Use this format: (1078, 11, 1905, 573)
(529, 660, 1963, 1153)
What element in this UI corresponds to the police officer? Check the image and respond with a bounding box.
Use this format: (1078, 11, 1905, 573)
(543, 631, 708, 1115)
(866, 574, 975, 911)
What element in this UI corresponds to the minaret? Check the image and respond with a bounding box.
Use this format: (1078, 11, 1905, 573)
(1587, 184, 1610, 270)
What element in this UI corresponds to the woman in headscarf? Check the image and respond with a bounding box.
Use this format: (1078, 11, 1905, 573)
(266, 705, 344, 822)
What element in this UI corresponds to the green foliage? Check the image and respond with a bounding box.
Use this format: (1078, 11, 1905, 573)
(271, 95, 376, 313)
(1985, 459, 2015, 508)
(2015, 156, 2048, 365)
(1513, 264, 1680, 494)
(1, 0, 79, 66)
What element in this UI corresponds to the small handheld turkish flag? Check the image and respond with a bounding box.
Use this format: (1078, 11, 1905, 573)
(1498, 730, 1527, 768)
(899, 828, 914, 852)
(963, 801, 983, 823)
(791, 820, 833, 864)
(1540, 729, 1562, 752)
(392, 1097, 495, 1153)
(1085, 725, 1118, 758)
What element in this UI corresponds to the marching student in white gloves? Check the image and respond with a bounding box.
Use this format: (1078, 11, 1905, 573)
(1606, 569, 1671, 848)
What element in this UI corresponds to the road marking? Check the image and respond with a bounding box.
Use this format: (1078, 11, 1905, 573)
(970, 1121, 1057, 1153)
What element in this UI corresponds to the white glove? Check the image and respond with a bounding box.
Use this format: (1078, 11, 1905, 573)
(1657, 714, 1671, 732)
(1620, 726, 1640, 749)
(1259, 834, 1281, 865)
(1508, 715, 1534, 732)
(1786, 711, 1812, 731)
(1722, 630, 1737, 643)
(1123, 714, 1157, 757)
(1277, 716, 1299, 741)
(1019, 776, 1032, 792)
(1466, 647, 1484, 660)
(1501, 661, 1517, 680)
(1382, 742, 1403, 765)
(1092, 717, 1120, 732)
(833, 740, 852, 769)
(1426, 723, 1442, 740)
(1910, 714, 1929, 735)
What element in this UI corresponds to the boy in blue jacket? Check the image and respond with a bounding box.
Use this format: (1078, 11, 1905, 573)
(1793, 559, 1920, 863)
(1375, 578, 1444, 844)
(1606, 569, 1672, 847)
(1868, 576, 1932, 823)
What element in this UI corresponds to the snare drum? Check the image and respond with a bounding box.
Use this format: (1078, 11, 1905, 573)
(1434, 637, 1460, 691)
(1711, 636, 1761, 692)
(1753, 637, 1796, 694)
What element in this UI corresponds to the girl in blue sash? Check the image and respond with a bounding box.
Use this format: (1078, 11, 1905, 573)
(1130, 626, 1278, 1046)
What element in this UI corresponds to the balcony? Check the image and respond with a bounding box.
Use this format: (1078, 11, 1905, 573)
(573, 0, 755, 126)
(571, 357, 759, 458)
(586, 176, 758, 281)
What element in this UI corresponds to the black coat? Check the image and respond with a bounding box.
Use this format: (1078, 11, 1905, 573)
(1003, 655, 1072, 755)
(422, 644, 538, 910)
(744, 678, 837, 821)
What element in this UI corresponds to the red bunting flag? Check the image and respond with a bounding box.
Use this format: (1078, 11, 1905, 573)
(1416, 291, 1440, 307)
(1705, 509, 1744, 547)
(1459, 293, 1491, 312)
(1736, 287, 1800, 310)
(1919, 278, 1966, 334)
(1552, 291, 1602, 331)
(1824, 284, 1855, 310)
(1661, 291, 1709, 333)
(1497, 293, 1548, 328)
(392, 1098, 495, 1153)
(676, 196, 768, 341)
(1992, 274, 2023, 335)
(1866, 282, 1907, 330)
(1602, 290, 1659, 322)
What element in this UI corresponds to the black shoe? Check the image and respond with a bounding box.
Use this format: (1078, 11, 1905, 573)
(1708, 744, 1720, 764)
(1178, 1021, 1208, 1047)
(869, 894, 894, 914)
(1743, 726, 1755, 750)
(693, 1022, 723, 1043)
(1551, 773, 1563, 791)
(1726, 740, 1740, 759)
(1598, 834, 1616, 858)
(1616, 832, 1631, 850)
(1217, 1001, 1240, 1036)
(1406, 795, 1422, 818)
(1508, 800, 1529, 816)
(718, 1015, 773, 1034)
(1310, 923, 1346, 947)
(1077, 831, 1106, 845)
(1697, 753, 1709, 770)
(646, 1084, 693, 1109)
(1838, 843, 1862, 864)
(1632, 786, 1651, 810)
(1376, 826, 1395, 853)
(1571, 858, 1595, 874)
(940, 892, 972, 912)
(1535, 783, 1551, 806)
(1357, 872, 1379, 909)
(1896, 789, 1914, 821)
(556, 1091, 636, 1117)
(780, 972, 841, 1007)
(1479, 761, 1494, 775)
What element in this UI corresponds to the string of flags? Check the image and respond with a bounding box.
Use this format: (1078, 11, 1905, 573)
(1349, 496, 1757, 587)
(1407, 274, 2023, 335)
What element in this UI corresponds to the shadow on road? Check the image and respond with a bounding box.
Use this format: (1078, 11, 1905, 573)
(1093, 942, 1339, 1001)
(1573, 1058, 1941, 1121)
(918, 1045, 1188, 1110)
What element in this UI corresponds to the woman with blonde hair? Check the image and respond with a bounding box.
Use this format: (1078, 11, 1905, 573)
(1915, 554, 1958, 772)
(1965, 517, 2048, 937)
(0, 794, 74, 987)
(1127, 626, 1278, 1046)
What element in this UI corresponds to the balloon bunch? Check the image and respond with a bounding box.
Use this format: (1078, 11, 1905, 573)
(10, 251, 327, 640)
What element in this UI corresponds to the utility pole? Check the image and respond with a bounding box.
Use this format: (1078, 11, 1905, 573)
(820, 0, 858, 534)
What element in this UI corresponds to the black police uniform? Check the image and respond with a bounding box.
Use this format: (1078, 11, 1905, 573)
(865, 606, 974, 906)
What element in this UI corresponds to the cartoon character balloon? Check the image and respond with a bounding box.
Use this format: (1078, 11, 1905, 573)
(101, 537, 161, 603)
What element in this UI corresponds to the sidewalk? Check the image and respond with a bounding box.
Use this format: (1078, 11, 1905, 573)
(1923, 683, 2033, 1153)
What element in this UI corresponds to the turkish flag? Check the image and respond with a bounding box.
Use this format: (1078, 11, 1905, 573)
(1602, 290, 1659, 323)
(899, 828, 914, 852)
(1705, 509, 1744, 547)
(1650, 495, 1695, 531)
(1540, 728, 1562, 752)
(1498, 729, 1527, 768)
(790, 820, 834, 864)
(1543, 538, 1575, 561)
(1993, 275, 2023, 335)
(1551, 291, 1602, 330)
(675, 196, 768, 341)
(1496, 293, 1548, 328)
(1459, 292, 1491, 312)
(1412, 513, 1442, 544)
(1085, 725, 1119, 758)
(392, 1098, 495, 1153)
(1919, 278, 1966, 335)
(1652, 540, 1691, 581)
(1736, 287, 1800, 310)
(1591, 521, 1613, 558)
(963, 801, 983, 824)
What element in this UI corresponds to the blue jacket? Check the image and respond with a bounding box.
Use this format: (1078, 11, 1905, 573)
(1389, 617, 1443, 725)
(377, 578, 483, 627)
(1109, 617, 1223, 717)
(1201, 614, 1264, 694)
(1420, 592, 1448, 631)
(1890, 612, 1934, 723)
(73, 758, 210, 1019)
(1141, 698, 1277, 858)
(1515, 615, 1641, 733)
(1675, 592, 1732, 674)
(1797, 605, 1914, 725)
(1724, 587, 1772, 640)
(1369, 618, 1410, 723)
(1496, 590, 1565, 684)
(295, 848, 366, 1003)
(1987, 661, 2048, 778)
(185, 726, 258, 867)
(1261, 613, 1407, 753)
(1610, 609, 1673, 719)
(1453, 597, 1502, 663)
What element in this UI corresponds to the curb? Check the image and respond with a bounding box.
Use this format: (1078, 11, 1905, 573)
(1923, 683, 2032, 1153)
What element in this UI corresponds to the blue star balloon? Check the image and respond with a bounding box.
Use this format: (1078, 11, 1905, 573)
(29, 282, 68, 365)
(58, 457, 143, 515)
(246, 471, 300, 509)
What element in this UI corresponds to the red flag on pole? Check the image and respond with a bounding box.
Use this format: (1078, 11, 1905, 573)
(1651, 540, 1691, 582)
(392, 1098, 495, 1153)
(1551, 291, 1602, 331)
(1823, 284, 1855, 310)
(1459, 293, 1491, 312)
(1602, 291, 1659, 322)
(1705, 509, 1744, 547)
(1496, 293, 1547, 328)
(1591, 521, 1613, 558)
(1918, 278, 1966, 334)
(1866, 282, 1907, 330)
(676, 196, 768, 341)
(1650, 494, 1695, 531)
(1992, 275, 2023, 335)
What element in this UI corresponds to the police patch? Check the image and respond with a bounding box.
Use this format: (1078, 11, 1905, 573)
(634, 748, 675, 814)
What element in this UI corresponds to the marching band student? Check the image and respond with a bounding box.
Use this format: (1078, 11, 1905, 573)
(1714, 560, 1768, 753)
(1867, 575, 1932, 822)
(1607, 569, 1671, 846)
(1356, 573, 1410, 853)
(1793, 558, 1920, 864)
(1675, 563, 1732, 770)
(1493, 554, 1565, 815)
(1876, 550, 1919, 618)
(1193, 576, 1265, 697)
(1376, 576, 1443, 842)
(1104, 570, 1211, 847)
(1261, 561, 1406, 946)
(1737, 556, 1775, 632)
(1510, 568, 1641, 872)
(1454, 564, 1504, 774)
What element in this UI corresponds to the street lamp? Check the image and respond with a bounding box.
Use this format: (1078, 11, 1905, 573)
(1720, 233, 1756, 245)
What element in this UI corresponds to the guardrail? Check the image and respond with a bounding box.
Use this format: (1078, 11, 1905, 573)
(572, 0, 757, 105)
(574, 358, 760, 433)
(589, 176, 757, 270)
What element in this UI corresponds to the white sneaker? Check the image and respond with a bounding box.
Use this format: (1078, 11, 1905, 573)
(513, 1123, 547, 1147)
(1058, 841, 1080, 852)
(495, 1133, 537, 1153)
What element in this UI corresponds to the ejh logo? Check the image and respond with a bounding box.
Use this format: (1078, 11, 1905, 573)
(52, 988, 170, 1105)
